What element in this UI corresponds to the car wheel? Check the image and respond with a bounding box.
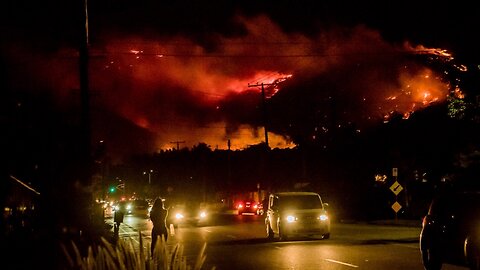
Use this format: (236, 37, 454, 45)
(469, 255, 480, 270)
(421, 245, 442, 270)
(323, 233, 330, 239)
(279, 225, 287, 241)
(266, 224, 274, 240)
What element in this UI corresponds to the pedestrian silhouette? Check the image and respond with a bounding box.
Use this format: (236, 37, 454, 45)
(150, 197, 169, 255)
(113, 202, 125, 237)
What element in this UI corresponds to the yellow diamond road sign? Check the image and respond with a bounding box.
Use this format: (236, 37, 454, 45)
(392, 201, 402, 213)
(390, 181, 403, 196)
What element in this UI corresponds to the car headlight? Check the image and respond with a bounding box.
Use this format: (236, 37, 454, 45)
(126, 204, 132, 210)
(286, 215, 297, 223)
(319, 214, 328, 221)
(175, 213, 184, 220)
(199, 211, 207, 218)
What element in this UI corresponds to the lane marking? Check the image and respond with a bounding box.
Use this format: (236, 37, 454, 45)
(324, 259, 359, 268)
(391, 243, 419, 249)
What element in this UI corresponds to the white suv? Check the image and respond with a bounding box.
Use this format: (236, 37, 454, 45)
(265, 191, 330, 241)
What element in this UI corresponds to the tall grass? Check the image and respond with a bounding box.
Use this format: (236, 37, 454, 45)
(61, 231, 214, 270)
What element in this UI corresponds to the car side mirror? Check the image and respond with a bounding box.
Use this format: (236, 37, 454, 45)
(323, 203, 329, 210)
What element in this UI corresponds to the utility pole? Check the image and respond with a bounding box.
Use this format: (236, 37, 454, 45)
(248, 77, 290, 149)
(227, 139, 231, 185)
(248, 77, 289, 192)
(247, 82, 272, 148)
(73, 0, 93, 230)
(248, 82, 273, 193)
(227, 139, 232, 207)
(80, 0, 91, 177)
(170, 141, 186, 150)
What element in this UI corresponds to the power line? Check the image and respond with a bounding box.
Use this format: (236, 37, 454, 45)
(81, 47, 423, 59)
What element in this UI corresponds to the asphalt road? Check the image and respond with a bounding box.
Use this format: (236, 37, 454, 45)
(106, 213, 469, 270)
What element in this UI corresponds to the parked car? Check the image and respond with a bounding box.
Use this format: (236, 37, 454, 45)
(420, 189, 480, 270)
(236, 200, 260, 215)
(265, 191, 330, 241)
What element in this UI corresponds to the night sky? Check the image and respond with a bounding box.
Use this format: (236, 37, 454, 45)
(3, 0, 479, 163)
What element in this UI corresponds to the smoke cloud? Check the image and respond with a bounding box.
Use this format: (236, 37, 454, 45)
(4, 14, 454, 162)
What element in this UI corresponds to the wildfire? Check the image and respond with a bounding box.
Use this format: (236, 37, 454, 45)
(248, 73, 293, 98)
(415, 47, 453, 60)
(380, 43, 468, 123)
(154, 123, 295, 150)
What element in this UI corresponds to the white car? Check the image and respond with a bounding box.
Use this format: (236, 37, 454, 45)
(265, 191, 330, 241)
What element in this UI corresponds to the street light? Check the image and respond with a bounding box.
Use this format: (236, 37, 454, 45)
(143, 169, 153, 185)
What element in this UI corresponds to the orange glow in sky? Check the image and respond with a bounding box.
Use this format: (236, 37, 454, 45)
(4, 15, 459, 161)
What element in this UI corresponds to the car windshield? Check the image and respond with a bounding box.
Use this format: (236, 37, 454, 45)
(278, 195, 322, 210)
(134, 200, 149, 207)
(173, 202, 201, 211)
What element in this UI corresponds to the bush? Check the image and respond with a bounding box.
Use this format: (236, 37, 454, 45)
(61, 231, 214, 270)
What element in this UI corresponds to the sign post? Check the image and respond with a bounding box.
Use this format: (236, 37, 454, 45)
(390, 168, 402, 222)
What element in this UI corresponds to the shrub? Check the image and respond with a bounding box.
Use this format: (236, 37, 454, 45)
(61, 231, 214, 270)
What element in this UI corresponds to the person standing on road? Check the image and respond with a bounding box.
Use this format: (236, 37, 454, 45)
(113, 203, 125, 236)
(150, 197, 169, 255)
